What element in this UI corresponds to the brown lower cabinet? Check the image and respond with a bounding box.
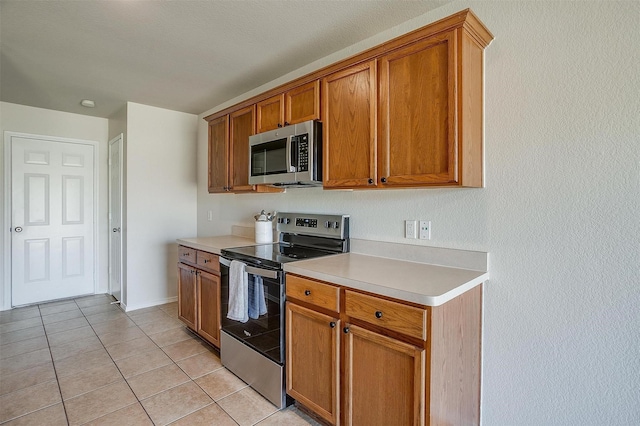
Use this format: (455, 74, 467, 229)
(177, 246, 221, 347)
(285, 274, 482, 426)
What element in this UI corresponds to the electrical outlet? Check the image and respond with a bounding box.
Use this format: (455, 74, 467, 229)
(207, 210, 213, 221)
(419, 220, 431, 240)
(405, 220, 417, 239)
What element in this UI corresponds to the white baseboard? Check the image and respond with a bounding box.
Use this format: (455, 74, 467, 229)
(124, 296, 178, 313)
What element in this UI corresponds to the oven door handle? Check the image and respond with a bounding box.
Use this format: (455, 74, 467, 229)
(220, 257, 279, 280)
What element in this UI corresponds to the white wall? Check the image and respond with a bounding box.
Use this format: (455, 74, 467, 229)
(196, 2, 640, 424)
(124, 102, 197, 311)
(0, 102, 110, 310)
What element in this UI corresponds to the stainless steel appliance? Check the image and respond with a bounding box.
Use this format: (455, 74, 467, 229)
(220, 212, 349, 408)
(248, 120, 322, 187)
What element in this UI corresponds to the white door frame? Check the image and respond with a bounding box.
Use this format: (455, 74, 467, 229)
(2, 131, 99, 310)
(108, 134, 124, 303)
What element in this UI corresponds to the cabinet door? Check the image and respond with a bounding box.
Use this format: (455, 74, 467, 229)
(378, 31, 457, 186)
(257, 94, 284, 133)
(229, 105, 256, 192)
(322, 60, 377, 189)
(286, 302, 340, 425)
(197, 270, 220, 347)
(343, 324, 424, 426)
(286, 80, 320, 125)
(177, 263, 197, 330)
(208, 115, 230, 193)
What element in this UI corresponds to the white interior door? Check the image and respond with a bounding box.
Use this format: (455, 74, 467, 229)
(108, 134, 124, 303)
(11, 134, 96, 306)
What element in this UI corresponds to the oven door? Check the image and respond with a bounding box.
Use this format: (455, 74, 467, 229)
(219, 257, 285, 365)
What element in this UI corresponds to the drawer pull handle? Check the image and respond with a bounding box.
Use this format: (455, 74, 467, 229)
(184, 252, 191, 256)
(329, 322, 336, 328)
(304, 290, 311, 296)
(375, 311, 383, 319)
(204, 259, 210, 263)
(343, 327, 350, 334)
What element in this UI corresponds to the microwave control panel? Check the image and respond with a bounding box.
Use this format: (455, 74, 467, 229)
(293, 134, 309, 172)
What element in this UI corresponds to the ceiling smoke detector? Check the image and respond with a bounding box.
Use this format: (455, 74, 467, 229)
(80, 99, 95, 108)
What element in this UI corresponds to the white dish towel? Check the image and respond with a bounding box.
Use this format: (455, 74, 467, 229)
(227, 260, 249, 323)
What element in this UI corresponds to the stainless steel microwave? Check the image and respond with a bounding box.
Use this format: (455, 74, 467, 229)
(248, 120, 322, 187)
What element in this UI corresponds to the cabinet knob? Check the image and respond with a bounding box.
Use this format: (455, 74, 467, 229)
(375, 311, 383, 319)
(380, 177, 387, 184)
(277, 123, 282, 128)
(284, 121, 290, 126)
(367, 178, 373, 185)
(343, 327, 350, 334)
(329, 322, 336, 328)
(304, 290, 311, 296)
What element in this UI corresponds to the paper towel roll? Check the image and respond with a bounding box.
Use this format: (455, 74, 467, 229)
(255, 221, 273, 244)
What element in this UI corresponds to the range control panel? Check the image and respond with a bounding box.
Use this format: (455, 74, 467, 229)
(277, 212, 349, 239)
(295, 217, 317, 228)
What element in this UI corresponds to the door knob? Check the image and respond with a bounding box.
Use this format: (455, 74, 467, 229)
(14, 226, 23, 233)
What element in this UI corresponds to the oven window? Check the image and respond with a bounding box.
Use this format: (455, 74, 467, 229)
(221, 272, 285, 364)
(251, 138, 288, 176)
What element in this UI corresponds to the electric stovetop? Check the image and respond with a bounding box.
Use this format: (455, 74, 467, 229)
(221, 243, 337, 269)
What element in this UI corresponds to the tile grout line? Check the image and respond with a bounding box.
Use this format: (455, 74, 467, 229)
(130, 305, 254, 425)
(131, 308, 239, 425)
(3, 299, 290, 426)
(38, 301, 71, 426)
(81, 300, 225, 425)
(77, 296, 158, 425)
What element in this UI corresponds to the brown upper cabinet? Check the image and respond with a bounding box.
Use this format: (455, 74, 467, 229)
(208, 106, 256, 193)
(376, 27, 488, 188)
(205, 9, 493, 191)
(322, 61, 378, 189)
(229, 106, 255, 192)
(256, 80, 321, 133)
(207, 115, 229, 193)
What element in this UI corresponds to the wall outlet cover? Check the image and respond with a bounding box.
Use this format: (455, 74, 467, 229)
(419, 220, 431, 240)
(405, 220, 417, 239)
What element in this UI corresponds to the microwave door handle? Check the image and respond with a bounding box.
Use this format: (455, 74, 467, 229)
(286, 136, 296, 172)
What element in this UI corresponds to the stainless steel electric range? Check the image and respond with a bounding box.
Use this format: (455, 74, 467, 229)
(219, 212, 349, 408)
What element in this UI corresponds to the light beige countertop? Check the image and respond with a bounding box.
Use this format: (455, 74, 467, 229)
(284, 239, 489, 307)
(176, 235, 257, 255)
(177, 233, 488, 307)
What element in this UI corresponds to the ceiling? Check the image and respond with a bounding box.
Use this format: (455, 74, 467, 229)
(0, 0, 448, 119)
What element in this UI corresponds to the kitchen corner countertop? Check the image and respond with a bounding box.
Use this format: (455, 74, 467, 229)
(283, 252, 488, 307)
(177, 235, 257, 255)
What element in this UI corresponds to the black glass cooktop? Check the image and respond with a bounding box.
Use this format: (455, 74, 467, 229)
(221, 243, 336, 269)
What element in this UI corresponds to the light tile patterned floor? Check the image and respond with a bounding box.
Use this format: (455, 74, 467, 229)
(0, 294, 320, 425)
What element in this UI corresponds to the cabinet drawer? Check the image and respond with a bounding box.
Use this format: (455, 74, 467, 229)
(196, 251, 220, 273)
(345, 290, 427, 340)
(178, 246, 196, 263)
(286, 275, 340, 313)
